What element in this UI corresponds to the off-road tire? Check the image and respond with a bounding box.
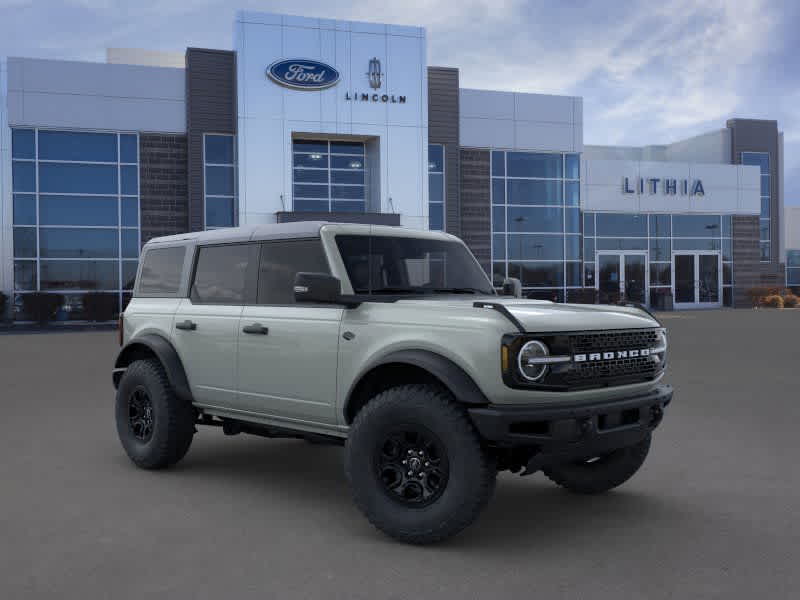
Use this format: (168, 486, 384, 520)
(345, 384, 496, 544)
(115, 359, 195, 470)
(543, 434, 651, 494)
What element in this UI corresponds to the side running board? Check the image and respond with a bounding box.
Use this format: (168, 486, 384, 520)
(473, 301, 525, 333)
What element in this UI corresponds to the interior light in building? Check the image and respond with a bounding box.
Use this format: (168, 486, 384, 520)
(349, 160, 363, 169)
(310, 153, 322, 160)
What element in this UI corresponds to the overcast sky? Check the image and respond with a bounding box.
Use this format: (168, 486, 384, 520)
(2, 0, 798, 204)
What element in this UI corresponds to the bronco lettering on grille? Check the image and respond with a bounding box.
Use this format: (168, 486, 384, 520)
(574, 348, 652, 362)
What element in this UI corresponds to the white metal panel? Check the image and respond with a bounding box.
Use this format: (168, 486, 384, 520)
(387, 34, 423, 127)
(240, 117, 285, 217)
(386, 124, 425, 219)
(459, 89, 514, 120)
(514, 92, 573, 123)
(514, 121, 574, 152)
(349, 32, 388, 126)
(282, 26, 326, 124)
(238, 23, 284, 121)
(459, 116, 514, 149)
(0, 59, 10, 296)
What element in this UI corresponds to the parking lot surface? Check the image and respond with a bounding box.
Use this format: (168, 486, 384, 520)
(1, 309, 798, 599)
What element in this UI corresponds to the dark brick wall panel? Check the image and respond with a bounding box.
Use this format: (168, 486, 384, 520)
(459, 149, 491, 274)
(428, 67, 460, 237)
(186, 48, 237, 232)
(139, 134, 188, 244)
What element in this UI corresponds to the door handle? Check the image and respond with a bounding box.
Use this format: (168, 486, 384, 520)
(175, 320, 197, 331)
(242, 323, 269, 335)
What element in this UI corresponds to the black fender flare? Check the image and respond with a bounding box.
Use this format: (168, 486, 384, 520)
(345, 349, 489, 422)
(113, 334, 193, 403)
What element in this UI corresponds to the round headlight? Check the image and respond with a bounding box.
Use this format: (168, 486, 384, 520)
(518, 340, 550, 382)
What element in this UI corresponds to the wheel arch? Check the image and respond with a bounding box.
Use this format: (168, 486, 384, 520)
(113, 334, 193, 404)
(343, 350, 489, 424)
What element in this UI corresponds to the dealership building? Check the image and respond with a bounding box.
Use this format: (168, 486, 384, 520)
(0, 10, 794, 318)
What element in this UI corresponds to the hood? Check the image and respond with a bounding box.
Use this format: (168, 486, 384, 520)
(394, 296, 659, 332)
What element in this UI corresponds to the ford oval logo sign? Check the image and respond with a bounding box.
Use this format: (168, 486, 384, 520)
(266, 59, 340, 90)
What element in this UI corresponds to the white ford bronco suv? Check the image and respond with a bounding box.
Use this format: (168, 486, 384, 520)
(113, 222, 671, 544)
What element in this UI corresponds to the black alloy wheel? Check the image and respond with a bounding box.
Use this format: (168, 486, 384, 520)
(376, 426, 449, 507)
(128, 386, 154, 442)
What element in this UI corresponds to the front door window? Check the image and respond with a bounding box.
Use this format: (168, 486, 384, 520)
(673, 252, 721, 308)
(597, 253, 648, 305)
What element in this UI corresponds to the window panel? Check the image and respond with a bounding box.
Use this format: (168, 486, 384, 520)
(596, 238, 647, 251)
(122, 261, 138, 290)
(595, 213, 647, 237)
(492, 262, 506, 287)
(121, 198, 139, 227)
(584, 262, 595, 287)
(122, 229, 139, 258)
(39, 228, 118, 258)
(722, 238, 732, 261)
(121, 165, 138, 195)
(760, 175, 770, 197)
(120, 134, 138, 163)
(331, 185, 364, 200)
(38, 130, 117, 162)
(507, 152, 562, 178)
(13, 227, 37, 258)
(428, 144, 444, 172)
(429, 202, 444, 231)
(760, 242, 770, 261)
(508, 261, 564, 287)
(294, 184, 329, 199)
(721, 215, 732, 237)
(565, 181, 580, 206)
(331, 170, 365, 185)
(492, 179, 505, 205)
(507, 234, 564, 260)
(566, 262, 581, 287)
(14, 261, 37, 290)
(672, 214, 721, 237)
(293, 168, 328, 183)
(565, 235, 581, 260)
(649, 238, 671, 261)
(293, 140, 328, 154)
(138, 246, 185, 295)
(787, 251, 800, 268)
(330, 141, 364, 155)
(191, 244, 253, 304)
(332, 201, 366, 213)
(204, 135, 235, 164)
(428, 173, 444, 203)
(293, 153, 329, 168)
(507, 179, 562, 205)
(206, 197, 235, 228)
(565, 208, 580, 233)
(205, 165, 235, 196)
(331, 155, 364, 170)
(257, 240, 330, 304)
(294, 199, 329, 212)
(565, 154, 580, 180)
(650, 264, 671, 286)
(40, 195, 118, 226)
(649, 214, 671, 238)
(583, 237, 594, 262)
(723, 263, 732, 285)
(759, 219, 770, 241)
(492, 206, 505, 232)
(741, 152, 769, 174)
(583, 213, 595, 236)
(13, 194, 36, 225)
(506, 206, 563, 233)
(787, 268, 800, 285)
(40, 261, 119, 290)
(12, 129, 35, 159)
(761, 197, 770, 218)
(39, 163, 118, 194)
(492, 235, 506, 260)
(12, 161, 36, 192)
(491, 151, 505, 177)
(723, 287, 732, 307)
(673, 238, 721, 251)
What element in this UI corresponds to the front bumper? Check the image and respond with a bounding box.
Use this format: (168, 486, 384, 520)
(468, 384, 672, 468)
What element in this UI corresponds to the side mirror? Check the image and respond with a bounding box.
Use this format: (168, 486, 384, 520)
(502, 277, 522, 298)
(294, 272, 342, 304)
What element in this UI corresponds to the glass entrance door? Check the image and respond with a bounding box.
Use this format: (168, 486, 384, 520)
(596, 252, 648, 305)
(672, 252, 721, 308)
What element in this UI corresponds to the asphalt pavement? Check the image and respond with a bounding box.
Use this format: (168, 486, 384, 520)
(1, 309, 798, 599)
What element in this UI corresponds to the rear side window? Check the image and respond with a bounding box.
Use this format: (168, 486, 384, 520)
(257, 240, 330, 304)
(137, 246, 186, 296)
(191, 244, 254, 304)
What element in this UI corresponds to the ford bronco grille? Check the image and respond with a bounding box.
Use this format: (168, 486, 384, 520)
(564, 329, 662, 386)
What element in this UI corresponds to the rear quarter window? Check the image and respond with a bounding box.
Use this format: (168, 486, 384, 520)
(137, 246, 187, 296)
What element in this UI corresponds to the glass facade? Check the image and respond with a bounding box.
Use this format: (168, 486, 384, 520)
(428, 144, 444, 230)
(11, 128, 140, 319)
(788, 250, 800, 288)
(491, 150, 580, 300)
(204, 134, 236, 229)
(292, 140, 366, 212)
(742, 152, 770, 261)
(583, 212, 733, 306)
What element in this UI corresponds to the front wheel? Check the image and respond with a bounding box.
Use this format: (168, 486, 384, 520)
(543, 434, 652, 494)
(345, 384, 496, 545)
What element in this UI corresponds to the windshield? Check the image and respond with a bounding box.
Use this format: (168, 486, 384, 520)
(335, 235, 495, 296)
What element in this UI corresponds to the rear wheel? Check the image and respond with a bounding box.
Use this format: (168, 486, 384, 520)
(115, 359, 195, 470)
(543, 434, 651, 494)
(345, 384, 496, 544)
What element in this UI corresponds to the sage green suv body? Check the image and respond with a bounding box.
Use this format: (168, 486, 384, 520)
(113, 222, 672, 544)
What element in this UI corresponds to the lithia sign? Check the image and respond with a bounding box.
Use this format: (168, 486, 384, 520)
(267, 57, 406, 103)
(623, 176, 705, 196)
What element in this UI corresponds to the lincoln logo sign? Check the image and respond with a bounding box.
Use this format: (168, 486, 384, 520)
(623, 176, 704, 196)
(266, 59, 340, 90)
